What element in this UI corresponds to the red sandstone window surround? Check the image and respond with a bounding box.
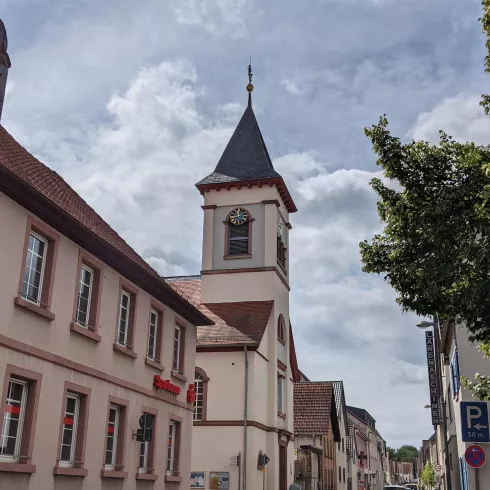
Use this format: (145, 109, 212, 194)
(15, 216, 59, 321)
(136, 406, 158, 481)
(113, 280, 138, 359)
(145, 304, 164, 370)
(277, 315, 286, 344)
(224, 208, 254, 259)
(165, 415, 183, 482)
(193, 367, 210, 421)
(0, 365, 42, 474)
(171, 322, 187, 381)
(54, 382, 91, 477)
(71, 250, 103, 342)
(101, 396, 128, 479)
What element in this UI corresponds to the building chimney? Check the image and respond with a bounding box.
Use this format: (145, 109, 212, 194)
(0, 19, 11, 121)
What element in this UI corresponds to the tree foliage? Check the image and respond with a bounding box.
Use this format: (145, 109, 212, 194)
(360, 117, 490, 342)
(480, 0, 490, 114)
(397, 445, 418, 463)
(421, 462, 436, 488)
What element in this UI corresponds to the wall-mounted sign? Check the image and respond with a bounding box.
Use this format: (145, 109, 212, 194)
(209, 472, 229, 490)
(425, 331, 442, 425)
(187, 384, 196, 404)
(191, 471, 206, 488)
(153, 375, 181, 395)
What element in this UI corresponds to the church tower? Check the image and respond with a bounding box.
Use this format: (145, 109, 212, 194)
(196, 67, 297, 306)
(0, 20, 11, 121)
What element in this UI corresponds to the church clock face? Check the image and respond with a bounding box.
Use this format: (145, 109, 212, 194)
(229, 208, 249, 225)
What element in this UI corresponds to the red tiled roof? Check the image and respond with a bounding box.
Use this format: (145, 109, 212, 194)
(0, 125, 211, 326)
(293, 382, 335, 435)
(167, 277, 273, 345)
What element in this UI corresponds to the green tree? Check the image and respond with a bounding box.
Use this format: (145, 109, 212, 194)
(387, 446, 399, 462)
(421, 462, 436, 488)
(397, 445, 418, 463)
(360, 117, 490, 343)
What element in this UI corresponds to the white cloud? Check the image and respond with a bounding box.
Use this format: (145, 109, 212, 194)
(408, 93, 490, 145)
(172, 0, 247, 37)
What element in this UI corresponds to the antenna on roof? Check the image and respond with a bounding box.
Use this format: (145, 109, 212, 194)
(246, 56, 254, 107)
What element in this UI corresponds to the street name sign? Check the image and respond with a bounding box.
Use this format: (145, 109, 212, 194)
(465, 444, 486, 469)
(461, 402, 490, 443)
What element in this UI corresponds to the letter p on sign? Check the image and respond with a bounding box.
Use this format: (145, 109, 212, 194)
(467, 406, 483, 428)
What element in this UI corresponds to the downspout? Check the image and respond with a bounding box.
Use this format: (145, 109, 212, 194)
(243, 346, 249, 490)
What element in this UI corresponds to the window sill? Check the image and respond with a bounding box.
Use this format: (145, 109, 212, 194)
(171, 370, 188, 382)
(145, 358, 164, 371)
(113, 342, 137, 359)
(277, 337, 286, 346)
(136, 473, 158, 481)
(101, 469, 128, 479)
(53, 466, 88, 476)
(165, 475, 183, 482)
(223, 254, 252, 260)
(70, 322, 101, 342)
(277, 411, 286, 419)
(14, 296, 55, 321)
(0, 462, 36, 473)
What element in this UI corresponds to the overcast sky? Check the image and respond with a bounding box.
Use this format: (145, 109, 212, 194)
(2, 0, 489, 448)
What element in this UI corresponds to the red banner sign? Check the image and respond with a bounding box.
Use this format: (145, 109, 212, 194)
(187, 384, 196, 404)
(153, 375, 181, 395)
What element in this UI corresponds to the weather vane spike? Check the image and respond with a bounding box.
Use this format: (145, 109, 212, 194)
(246, 56, 254, 98)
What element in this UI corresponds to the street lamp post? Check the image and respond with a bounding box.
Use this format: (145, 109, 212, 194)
(417, 315, 453, 490)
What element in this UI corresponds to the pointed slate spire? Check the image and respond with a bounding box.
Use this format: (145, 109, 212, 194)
(197, 61, 282, 186)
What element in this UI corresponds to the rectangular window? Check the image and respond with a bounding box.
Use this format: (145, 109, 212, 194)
(59, 393, 80, 467)
(342, 438, 344, 452)
(75, 265, 93, 328)
(167, 421, 176, 473)
(277, 375, 284, 413)
(194, 374, 204, 421)
(105, 405, 120, 469)
(173, 326, 181, 371)
(228, 223, 249, 255)
(22, 233, 47, 305)
(117, 292, 131, 346)
(166, 419, 181, 475)
(0, 379, 27, 462)
(139, 440, 149, 472)
(138, 410, 156, 475)
(343, 467, 345, 482)
(338, 466, 341, 482)
(147, 309, 158, 360)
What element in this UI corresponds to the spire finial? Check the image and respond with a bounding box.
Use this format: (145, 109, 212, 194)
(246, 56, 254, 107)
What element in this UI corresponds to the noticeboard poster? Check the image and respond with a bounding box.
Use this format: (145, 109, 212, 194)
(191, 471, 206, 489)
(209, 472, 230, 490)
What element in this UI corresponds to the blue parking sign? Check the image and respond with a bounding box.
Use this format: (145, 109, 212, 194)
(461, 402, 490, 443)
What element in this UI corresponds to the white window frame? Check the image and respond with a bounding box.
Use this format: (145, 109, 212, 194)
(147, 309, 158, 360)
(117, 291, 131, 347)
(193, 373, 204, 421)
(75, 264, 94, 328)
(277, 374, 284, 414)
(59, 393, 80, 468)
(22, 232, 48, 305)
(167, 421, 176, 474)
(0, 378, 28, 463)
(173, 326, 181, 371)
(104, 404, 120, 470)
(138, 441, 149, 473)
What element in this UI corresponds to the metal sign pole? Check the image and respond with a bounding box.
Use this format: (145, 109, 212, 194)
(475, 468, 480, 490)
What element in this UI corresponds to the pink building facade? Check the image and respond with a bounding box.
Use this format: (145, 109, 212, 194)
(0, 120, 212, 489)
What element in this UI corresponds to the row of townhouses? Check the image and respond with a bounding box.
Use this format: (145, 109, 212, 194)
(418, 319, 490, 490)
(0, 19, 387, 490)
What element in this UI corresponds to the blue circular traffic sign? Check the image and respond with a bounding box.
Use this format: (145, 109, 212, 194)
(465, 444, 486, 469)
